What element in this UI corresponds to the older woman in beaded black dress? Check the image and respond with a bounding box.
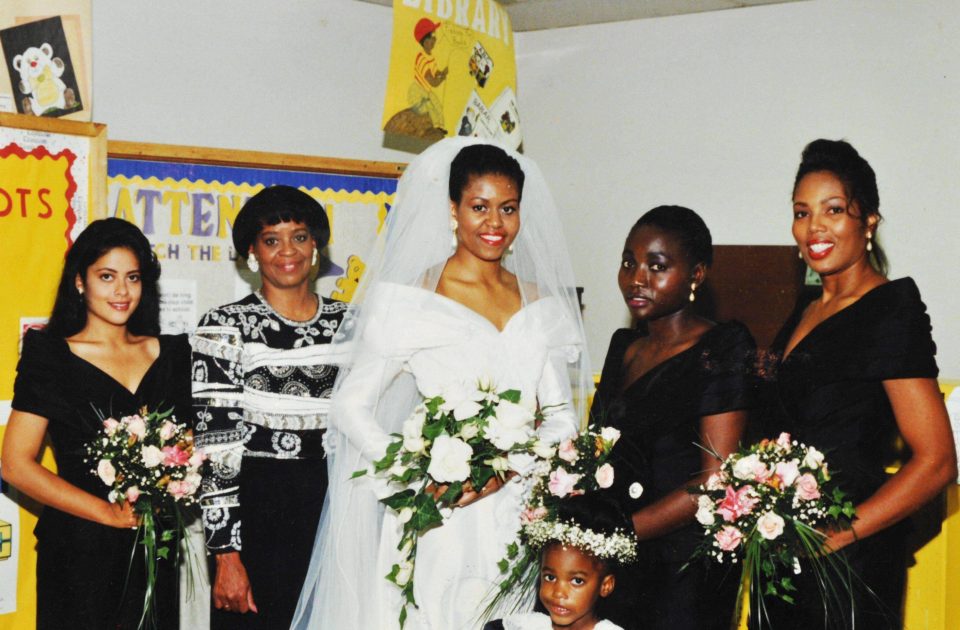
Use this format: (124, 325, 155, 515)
(591, 206, 756, 630)
(2, 218, 190, 629)
(757, 140, 956, 629)
(191, 186, 348, 629)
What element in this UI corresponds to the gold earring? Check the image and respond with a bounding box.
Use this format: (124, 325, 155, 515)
(311, 249, 319, 266)
(688, 282, 696, 303)
(866, 232, 873, 252)
(798, 250, 803, 260)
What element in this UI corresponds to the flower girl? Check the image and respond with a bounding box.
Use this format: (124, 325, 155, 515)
(484, 494, 637, 630)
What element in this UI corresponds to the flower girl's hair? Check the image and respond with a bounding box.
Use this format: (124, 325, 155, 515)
(531, 493, 637, 625)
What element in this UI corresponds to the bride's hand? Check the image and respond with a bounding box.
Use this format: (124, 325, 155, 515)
(427, 473, 515, 508)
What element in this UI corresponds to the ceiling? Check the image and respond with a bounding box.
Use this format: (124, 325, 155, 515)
(357, 0, 809, 32)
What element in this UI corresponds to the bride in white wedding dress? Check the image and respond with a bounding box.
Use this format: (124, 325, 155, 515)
(292, 138, 591, 629)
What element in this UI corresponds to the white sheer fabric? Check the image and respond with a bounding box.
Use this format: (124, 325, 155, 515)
(292, 137, 590, 629)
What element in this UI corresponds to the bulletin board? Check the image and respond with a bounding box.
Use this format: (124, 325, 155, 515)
(104, 141, 406, 332)
(0, 111, 106, 627)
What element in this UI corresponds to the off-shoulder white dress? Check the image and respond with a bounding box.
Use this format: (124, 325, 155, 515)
(328, 283, 581, 630)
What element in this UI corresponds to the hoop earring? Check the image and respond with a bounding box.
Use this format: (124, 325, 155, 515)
(247, 255, 260, 273)
(311, 249, 319, 266)
(866, 232, 873, 252)
(688, 282, 696, 303)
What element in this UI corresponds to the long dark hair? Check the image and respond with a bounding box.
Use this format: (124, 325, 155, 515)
(793, 139, 888, 275)
(46, 218, 161, 337)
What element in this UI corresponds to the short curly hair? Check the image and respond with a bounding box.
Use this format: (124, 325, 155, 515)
(232, 185, 330, 258)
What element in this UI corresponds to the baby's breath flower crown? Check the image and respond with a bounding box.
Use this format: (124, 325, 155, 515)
(522, 518, 638, 565)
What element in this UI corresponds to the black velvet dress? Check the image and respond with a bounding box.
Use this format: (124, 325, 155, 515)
(11, 329, 191, 630)
(591, 321, 757, 630)
(758, 278, 938, 630)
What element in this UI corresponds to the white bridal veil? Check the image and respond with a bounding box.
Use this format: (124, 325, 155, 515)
(292, 137, 591, 629)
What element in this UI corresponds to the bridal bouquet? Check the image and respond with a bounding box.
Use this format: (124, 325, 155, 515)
(690, 432, 857, 628)
(353, 378, 549, 628)
(86, 407, 204, 629)
(490, 424, 622, 614)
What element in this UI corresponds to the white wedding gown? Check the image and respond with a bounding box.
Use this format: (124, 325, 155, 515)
(332, 283, 581, 630)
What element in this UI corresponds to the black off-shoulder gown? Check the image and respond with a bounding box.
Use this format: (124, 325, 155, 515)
(591, 321, 758, 630)
(11, 329, 191, 630)
(759, 278, 938, 630)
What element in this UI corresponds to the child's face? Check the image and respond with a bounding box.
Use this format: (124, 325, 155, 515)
(539, 544, 615, 629)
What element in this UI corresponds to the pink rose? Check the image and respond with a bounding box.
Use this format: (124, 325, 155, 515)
(103, 418, 120, 436)
(166, 480, 191, 500)
(159, 420, 178, 442)
(125, 486, 141, 504)
(188, 449, 206, 470)
(706, 471, 727, 491)
(162, 446, 191, 467)
(715, 525, 743, 551)
(520, 506, 549, 524)
(594, 463, 615, 489)
(124, 415, 147, 440)
(795, 473, 821, 501)
(775, 460, 800, 487)
(557, 439, 579, 463)
(776, 432, 793, 450)
(548, 467, 581, 498)
(717, 485, 760, 522)
(97, 459, 116, 486)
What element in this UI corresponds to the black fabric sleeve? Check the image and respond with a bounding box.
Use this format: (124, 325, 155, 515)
(697, 321, 759, 417)
(855, 279, 938, 381)
(12, 329, 64, 420)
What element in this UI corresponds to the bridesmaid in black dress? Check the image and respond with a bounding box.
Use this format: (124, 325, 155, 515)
(759, 139, 956, 629)
(1, 218, 190, 630)
(591, 206, 756, 630)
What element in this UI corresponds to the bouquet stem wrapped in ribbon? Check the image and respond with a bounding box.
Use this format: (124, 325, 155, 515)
(689, 432, 859, 629)
(86, 407, 204, 630)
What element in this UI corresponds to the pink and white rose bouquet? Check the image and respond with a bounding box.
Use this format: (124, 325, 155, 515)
(690, 433, 857, 628)
(490, 423, 623, 616)
(85, 407, 203, 629)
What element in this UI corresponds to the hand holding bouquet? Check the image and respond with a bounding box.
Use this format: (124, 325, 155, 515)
(690, 432, 857, 628)
(353, 378, 546, 628)
(86, 407, 204, 629)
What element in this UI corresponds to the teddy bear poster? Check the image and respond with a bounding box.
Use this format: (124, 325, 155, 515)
(0, 15, 83, 118)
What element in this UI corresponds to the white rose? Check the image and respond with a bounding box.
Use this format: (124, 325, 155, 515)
(531, 440, 556, 460)
(159, 420, 178, 442)
(403, 435, 426, 453)
(802, 446, 825, 470)
(487, 456, 510, 472)
(732, 454, 761, 480)
(507, 451, 537, 475)
(184, 471, 203, 492)
(426, 434, 473, 483)
(403, 410, 426, 440)
(459, 422, 481, 440)
(757, 512, 786, 540)
(440, 381, 486, 421)
(594, 463, 615, 489)
(484, 400, 535, 450)
(695, 495, 716, 526)
(97, 459, 117, 486)
(394, 561, 414, 587)
(141, 445, 164, 468)
(600, 427, 621, 446)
